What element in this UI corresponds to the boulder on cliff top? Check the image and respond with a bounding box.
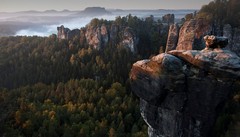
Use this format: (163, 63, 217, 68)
(204, 35, 228, 49)
(130, 48, 240, 137)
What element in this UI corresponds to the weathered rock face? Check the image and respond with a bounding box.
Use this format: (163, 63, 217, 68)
(130, 46, 240, 136)
(57, 25, 70, 39)
(85, 25, 102, 49)
(57, 25, 80, 40)
(176, 19, 211, 50)
(168, 22, 240, 55)
(169, 49, 240, 79)
(100, 24, 109, 45)
(84, 24, 109, 49)
(84, 24, 137, 52)
(165, 24, 179, 52)
(122, 27, 138, 53)
(56, 23, 138, 52)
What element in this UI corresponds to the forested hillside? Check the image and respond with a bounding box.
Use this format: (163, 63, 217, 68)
(0, 15, 166, 136)
(1, 2, 239, 136)
(197, 0, 240, 31)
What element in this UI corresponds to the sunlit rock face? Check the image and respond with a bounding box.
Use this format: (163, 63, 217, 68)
(130, 36, 240, 137)
(85, 25, 101, 49)
(165, 24, 179, 52)
(176, 19, 211, 50)
(165, 19, 240, 57)
(165, 19, 211, 53)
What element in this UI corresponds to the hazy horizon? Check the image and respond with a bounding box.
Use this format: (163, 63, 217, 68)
(0, 0, 212, 36)
(1, 0, 212, 12)
(0, 9, 196, 37)
(0, 8, 199, 13)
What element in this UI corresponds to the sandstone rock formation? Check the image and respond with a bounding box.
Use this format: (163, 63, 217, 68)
(166, 20, 240, 55)
(130, 38, 240, 137)
(176, 19, 211, 50)
(100, 24, 109, 45)
(84, 24, 137, 52)
(57, 25, 70, 39)
(57, 25, 80, 40)
(165, 18, 211, 53)
(122, 27, 138, 53)
(57, 23, 138, 52)
(165, 24, 179, 52)
(85, 24, 109, 49)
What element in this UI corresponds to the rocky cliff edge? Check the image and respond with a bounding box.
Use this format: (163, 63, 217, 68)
(130, 39, 240, 137)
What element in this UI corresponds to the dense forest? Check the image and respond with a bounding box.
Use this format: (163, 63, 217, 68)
(198, 0, 240, 27)
(183, 0, 240, 36)
(0, 0, 240, 136)
(0, 15, 167, 136)
(1, 80, 148, 137)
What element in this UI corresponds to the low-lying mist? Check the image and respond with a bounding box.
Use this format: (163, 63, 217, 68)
(15, 15, 116, 36)
(0, 9, 195, 37)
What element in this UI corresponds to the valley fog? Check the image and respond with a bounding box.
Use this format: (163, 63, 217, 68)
(0, 9, 195, 36)
(14, 15, 116, 36)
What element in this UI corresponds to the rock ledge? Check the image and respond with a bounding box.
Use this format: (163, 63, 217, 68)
(130, 47, 240, 137)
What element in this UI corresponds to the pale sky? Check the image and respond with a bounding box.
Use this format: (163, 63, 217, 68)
(0, 0, 213, 12)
